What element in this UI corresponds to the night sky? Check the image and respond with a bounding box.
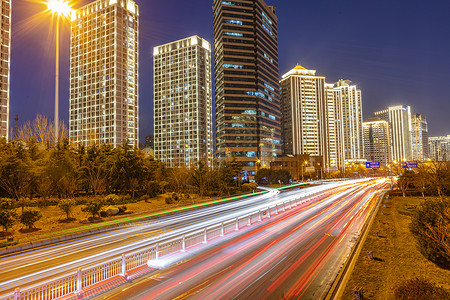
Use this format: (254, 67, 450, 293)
(10, 0, 450, 142)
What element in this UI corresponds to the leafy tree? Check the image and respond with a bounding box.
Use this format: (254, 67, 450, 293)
(410, 199, 450, 269)
(158, 181, 169, 194)
(394, 277, 449, 300)
(275, 169, 292, 184)
(20, 209, 42, 229)
(58, 198, 76, 220)
(0, 198, 16, 232)
(46, 140, 79, 198)
(145, 180, 160, 198)
(82, 199, 105, 218)
(190, 160, 208, 198)
(0, 140, 34, 203)
(242, 182, 258, 192)
(80, 144, 112, 196)
(255, 168, 292, 185)
(218, 158, 243, 193)
(109, 144, 146, 197)
(255, 168, 271, 185)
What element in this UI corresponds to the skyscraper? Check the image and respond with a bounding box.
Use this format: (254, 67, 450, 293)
(410, 113, 428, 161)
(374, 105, 412, 162)
(69, 0, 139, 147)
(0, 0, 11, 140)
(153, 36, 213, 168)
(428, 135, 450, 161)
(363, 118, 391, 165)
(333, 80, 364, 160)
(213, 0, 281, 178)
(280, 66, 328, 166)
(325, 83, 344, 169)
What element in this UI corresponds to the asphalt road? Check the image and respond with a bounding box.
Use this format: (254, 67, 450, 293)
(0, 181, 343, 297)
(97, 179, 388, 300)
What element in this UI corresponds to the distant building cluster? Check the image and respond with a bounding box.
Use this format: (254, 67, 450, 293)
(2, 0, 449, 179)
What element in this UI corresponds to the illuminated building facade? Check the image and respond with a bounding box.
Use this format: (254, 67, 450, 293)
(280, 66, 328, 167)
(374, 105, 412, 161)
(333, 80, 364, 160)
(213, 0, 281, 178)
(0, 0, 11, 139)
(325, 83, 344, 169)
(153, 36, 213, 168)
(410, 113, 428, 161)
(429, 135, 450, 161)
(69, 0, 139, 147)
(363, 119, 391, 165)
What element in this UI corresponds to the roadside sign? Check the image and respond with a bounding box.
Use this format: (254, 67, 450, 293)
(402, 161, 418, 168)
(366, 162, 380, 169)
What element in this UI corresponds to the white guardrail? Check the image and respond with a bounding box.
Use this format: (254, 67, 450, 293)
(0, 186, 335, 300)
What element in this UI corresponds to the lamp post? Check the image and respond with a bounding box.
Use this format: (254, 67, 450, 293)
(301, 160, 308, 182)
(47, 0, 73, 143)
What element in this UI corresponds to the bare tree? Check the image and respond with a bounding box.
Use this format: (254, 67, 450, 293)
(16, 114, 68, 146)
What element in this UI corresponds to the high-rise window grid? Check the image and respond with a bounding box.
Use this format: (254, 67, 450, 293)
(213, 0, 281, 177)
(153, 36, 213, 168)
(280, 66, 328, 166)
(334, 80, 364, 160)
(0, 0, 10, 139)
(69, 0, 139, 147)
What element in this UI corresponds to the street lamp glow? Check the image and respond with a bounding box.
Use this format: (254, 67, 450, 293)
(48, 0, 73, 16)
(47, 0, 73, 143)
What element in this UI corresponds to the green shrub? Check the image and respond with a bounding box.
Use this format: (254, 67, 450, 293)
(82, 199, 105, 218)
(172, 193, 178, 201)
(165, 197, 174, 204)
(394, 277, 449, 300)
(58, 198, 76, 220)
(20, 209, 42, 229)
(104, 194, 120, 205)
(0, 199, 16, 232)
(410, 199, 450, 269)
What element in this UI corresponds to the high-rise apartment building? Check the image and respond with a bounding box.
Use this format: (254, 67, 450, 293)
(325, 83, 344, 169)
(0, 0, 11, 139)
(333, 80, 363, 160)
(363, 118, 391, 165)
(153, 36, 213, 168)
(429, 135, 450, 161)
(374, 105, 412, 162)
(213, 0, 281, 178)
(410, 113, 428, 161)
(280, 66, 328, 166)
(69, 0, 139, 147)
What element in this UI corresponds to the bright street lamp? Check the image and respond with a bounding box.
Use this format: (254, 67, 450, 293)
(47, 0, 73, 143)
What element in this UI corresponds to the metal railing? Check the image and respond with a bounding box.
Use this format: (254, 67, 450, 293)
(1, 186, 335, 300)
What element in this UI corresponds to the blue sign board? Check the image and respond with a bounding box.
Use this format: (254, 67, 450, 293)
(366, 162, 381, 169)
(402, 161, 418, 168)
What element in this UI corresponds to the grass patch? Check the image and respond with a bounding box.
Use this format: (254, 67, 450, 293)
(342, 195, 450, 299)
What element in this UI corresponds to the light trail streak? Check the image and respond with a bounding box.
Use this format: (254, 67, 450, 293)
(98, 179, 388, 300)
